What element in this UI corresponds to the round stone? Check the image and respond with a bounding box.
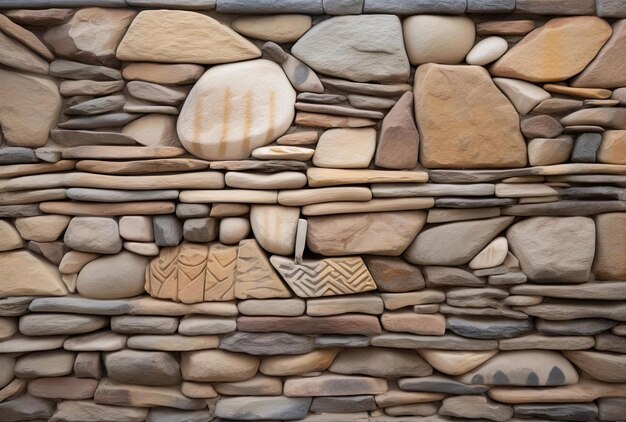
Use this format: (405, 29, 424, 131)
(76, 251, 149, 299)
(466, 36, 509, 65)
(219, 217, 251, 245)
(64, 217, 122, 254)
(177, 59, 295, 160)
(0, 355, 14, 389)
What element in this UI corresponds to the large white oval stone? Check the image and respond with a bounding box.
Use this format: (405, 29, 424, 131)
(177, 59, 296, 160)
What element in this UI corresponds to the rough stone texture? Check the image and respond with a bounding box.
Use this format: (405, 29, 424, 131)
(414, 64, 526, 169)
(594, 212, 626, 280)
(64, 217, 122, 254)
(77, 251, 149, 299)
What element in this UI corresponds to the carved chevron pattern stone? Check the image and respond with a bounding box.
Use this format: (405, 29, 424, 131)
(269, 255, 376, 298)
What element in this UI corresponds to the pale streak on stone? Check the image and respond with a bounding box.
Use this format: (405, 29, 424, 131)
(179, 190, 278, 204)
(295, 218, 307, 264)
(307, 168, 428, 187)
(301, 198, 435, 216)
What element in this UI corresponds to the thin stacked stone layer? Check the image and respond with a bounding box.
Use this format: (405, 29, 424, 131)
(0, 1, 626, 421)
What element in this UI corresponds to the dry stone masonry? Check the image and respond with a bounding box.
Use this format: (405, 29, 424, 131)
(0, 0, 626, 421)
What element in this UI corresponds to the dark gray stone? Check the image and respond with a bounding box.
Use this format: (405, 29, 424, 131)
(488, 272, 528, 285)
(398, 375, 488, 394)
(297, 92, 346, 104)
(571, 133, 601, 163)
(0, 205, 42, 217)
(215, 396, 312, 420)
(514, 403, 598, 422)
(315, 335, 370, 348)
(216, 0, 323, 13)
(154, 215, 183, 247)
(50, 129, 137, 146)
(435, 197, 516, 208)
(515, 0, 595, 14)
(598, 398, 626, 421)
(447, 316, 533, 339)
(371, 333, 498, 351)
(311, 395, 376, 412)
(467, 0, 515, 13)
(0, 147, 39, 164)
(64, 95, 126, 116)
(595, 332, 626, 353)
(104, 349, 181, 386)
(502, 200, 626, 216)
(535, 318, 617, 336)
(147, 407, 214, 422)
(0, 395, 54, 421)
(128, 0, 216, 8)
(558, 186, 623, 201)
(597, 0, 626, 17)
(323, 0, 364, 14)
(220, 332, 315, 355)
(210, 160, 307, 173)
(66, 188, 179, 202)
(176, 204, 210, 219)
(0, 297, 35, 316)
(29, 297, 132, 315)
(58, 113, 141, 130)
(363, 0, 466, 14)
(50, 59, 121, 81)
(182, 217, 218, 243)
(0, 0, 126, 7)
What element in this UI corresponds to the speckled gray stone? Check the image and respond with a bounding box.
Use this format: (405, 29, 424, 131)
(220, 332, 315, 355)
(514, 403, 598, 421)
(154, 215, 183, 247)
(447, 316, 533, 339)
(29, 297, 132, 315)
(49, 59, 121, 81)
(363, 0, 466, 13)
(311, 395, 376, 412)
(0, 147, 39, 164)
(66, 188, 179, 203)
(467, 0, 515, 13)
(315, 335, 370, 348)
(398, 375, 488, 394)
(323, 0, 363, 14)
(596, 0, 626, 17)
(216, 0, 323, 13)
(216, 396, 312, 420)
(571, 133, 602, 163)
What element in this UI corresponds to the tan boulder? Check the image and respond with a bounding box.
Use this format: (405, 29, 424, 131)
(0, 31, 49, 74)
(122, 63, 204, 85)
(0, 250, 67, 297)
(232, 14, 312, 43)
(0, 221, 23, 252)
(414, 64, 526, 169)
(491, 16, 612, 82)
(597, 130, 626, 164)
(180, 350, 259, 382)
(116, 10, 260, 64)
(260, 349, 339, 376)
(14, 215, 70, 242)
(594, 212, 626, 280)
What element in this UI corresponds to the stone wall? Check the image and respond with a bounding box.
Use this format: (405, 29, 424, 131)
(0, 0, 626, 421)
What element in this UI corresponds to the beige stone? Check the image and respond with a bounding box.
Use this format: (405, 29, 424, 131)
(0, 14, 54, 60)
(232, 14, 312, 43)
(117, 10, 260, 64)
(380, 290, 446, 311)
(122, 114, 179, 147)
(260, 349, 339, 376)
(414, 64, 526, 169)
(330, 348, 432, 379)
(0, 31, 49, 74)
(381, 312, 446, 336)
(403, 15, 475, 65)
(419, 349, 497, 376)
(0, 221, 22, 252)
(77, 251, 149, 299)
(178, 60, 295, 160)
(307, 168, 428, 187)
(59, 251, 99, 274)
(306, 295, 383, 316)
(488, 378, 626, 404)
(250, 205, 300, 255)
(440, 395, 513, 422)
(468, 237, 508, 270)
(491, 16, 612, 82)
(527, 137, 573, 166)
(14, 215, 70, 242)
(180, 189, 277, 204)
(284, 374, 388, 397)
(278, 187, 372, 206)
(181, 381, 217, 398)
(181, 350, 259, 382)
(0, 355, 14, 389)
(564, 351, 626, 382)
(225, 171, 307, 190)
(544, 84, 612, 99)
(594, 212, 626, 280)
(122, 63, 205, 85)
(28, 377, 98, 400)
(219, 218, 250, 245)
(597, 130, 626, 164)
(0, 250, 67, 297)
(493, 77, 552, 114)
(0, 317, 17, 341)
(0, 69, 61, 147)
(43, 8, 135, 67)
(301, 198, 434, 216)
(235, 239, 291, 299)
(94, 378, 205, 410)
(251, 146, 314, 161)
(466, 36, 509, 65)
(307, 211, 426, 256)
(312, 128, 376, 168)
(119, 216, 153, 242)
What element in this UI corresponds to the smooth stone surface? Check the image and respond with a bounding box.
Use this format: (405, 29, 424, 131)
(491, 17, 612, 82)
(111, 316, 178, 334)
(178, 59, 295, 160)
(215, 396, 312, 420)
(419, 349, 497, 376)
(415, 64, 526, 169)
(238, 315, 381, 336)
(250, 205, 299, 255)
(466, 36, 508, 65)
(521, 115, 563, 138)
(292, 14, 409, 83)
(0, 30, 49, 74)
(284, 374, 387, 397)
(0, 394, 54, 420)
(238, 299, 305, 316)
(598, 130, 626, 164)
(374, 92, 419, 170)
(49, 59, 121, 81)
(178, 316, 236, 335)
(77, 251, 149, 299)
(330, 348, 431, 379)
(64, 217, 122, 254)
(403, 15, 475, 65)
(104, 349, 181, 386)
(50, 401, 148, 422)
(225, 172, 307, 190)
(528, 137, 574, 166)
(561, 108, 626, 129)
(60, 80, 124, 96)
(513, 403, 598, 422)
(232, 14, 311, 43)
(440, 395, 513, 422)
(0, 250, 67, 297)
(220, 332, 314, 355)
(494, 77, 552, 115)
(313, 128, 376, 169)
(381, 312, 446, 336)
(372, 333, 497, 351)
(94, 378, 205, 410)
(563, 350, 626, 383)
(19, 313, 107, 336)
(364, 256, 425, 293)
(307, 211, 426, 256)
(122, 114, 178, 147)
(447, 316, 532, 339)
(398, 375, 488, 395)
(594, 212, 626, 280)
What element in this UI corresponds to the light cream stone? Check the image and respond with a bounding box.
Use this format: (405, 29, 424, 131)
(225, 171, 307, 190)
(278, 187, 372, 206)
(564, 350, 626, 383)
(312, 128, 376, 169)
(118, 216, 154, 242)
(232, 14, 312, 43)
(0, 221, 23, 252)
(527, 137, 573, 166)
(178, 60, 295, 160)
(495, 183, 558, 197)
(403, 15, 476, 65)
(468, 237, 508, 270)
(466, 36, 509, 65)
(122, 114, 179, 147)
(493, 77, 552, 114)
(124, 242, 160, 256)
(117, 10, 260, 64)
(14, 215, 70, 242)
(0, 250, 67, 297)
(250, 205, 300, 255)
(260, 349, 339, 376)
(307, 168, 428, 187)
(219, 218, 250, 245)
(252, 146, 315, 161)
(419, 349, 497, 376)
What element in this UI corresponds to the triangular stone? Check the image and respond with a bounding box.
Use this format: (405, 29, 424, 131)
(235, 239, 291, 299)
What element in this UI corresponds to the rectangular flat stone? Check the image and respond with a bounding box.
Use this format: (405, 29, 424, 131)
(284, 374, 388, 397)
(307, 168, 428, 187)
(179, 190, 277, 204)
(301, 198, 434, 216)
(29, 297, 132, 315)
(306, 296, 384, 316)
(237, 315, 382, 336)
(597, 0, 626, 17)
(427, 208, 501, 223)
(0, 161, 75, 179)
(372, 183, 495, 197)
(130, 297, 238, 316)
(94, 378, 206, 410)
(216, 0, 324, 13)
(237, 299, 306, 316)
(0, 0, 126, 7)
(371, 333, 498, 350)
(515, 0, 595, 14)
(467, 0, 515, 12)
(363, 0, 466, 14)
(502, 200, 626, 216)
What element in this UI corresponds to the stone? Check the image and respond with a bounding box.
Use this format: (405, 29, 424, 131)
(284, 374, 387, 397)
(295, 103, 384, 120)
(49, 59, 121, 81)
(593, 213, 626, 280)
(182, 218, 218, 243)
(50, 129, 136, 147)
(514, 403, 598, 422)
(528, 137, 574, 166)
(515, 0, 595, 14)
(0, 355, 14, 389)
(491, 17, 612, 82)
(219, 218, 250, 244)
(252, 145, 315, 161)
(210, 160, 306, 173)
(397, 375, 488, 395)
(178, 59, 295, 160)
(440, 396, 513, 422)
(43, 8, 136, 67)
(213, 374, 282, 396)
(536, 318, 617, 336)
(313, 128, 376, 169)
(521, 115, 563, 138)
(405, 217, 513, 266)
(153, 215, 182, 247)
(126, 81, 187, 106)
(215, 396, 312, 420)
(381, 290, 445, 311)
(220, 332, 314, 355)
(123, 62, 204, 85)
(104, 349, 181, 386)
(180, 350, 258, 382)
(0, 147, 39, 165)
(180, 382, 217, 399)
(571, 133, 602, 162)
(62, 331, 127, 352)
(94, 378, 205, 410)
(0, 31, 49, 74)
(419, 350, 497, 376)
(77, 251, 149, 299)
(19, 313, 107, 336)
(597, 130, 626, 164)
(374, 92, 419, 170)
(128, 335, 219, 351)
(466, 36, 509, 65)
(0, 317, 17, 340)
(573, 19, 626, 89)
(544, 84, 612, 99)
(427, 208, 501, 224)
(323, 0, 364, 14)
(311, 396, 376, 413)
(348, 95, 396, 110)
(506, 217, 595, 282)
(296, 111, 377, 128)
(64, 217, 122, 254)
(176, 204, 210, 219)
(225, 172, 307, 190)
(50, 401, 148, 422)
(561, 108, 626, 129)
(122, 114, 178, 147)
(321, 77, 411, 97)
(599, 398, 626, 421)
(468, 237, 508, 270)
(315, 335, 369, 349)
(232, 14, 311, 43)
(178, 316, 235, 335)
(292, 15, 409, 83)
(235, 239, 291, 299)
(415, 64, 526, 169)
(117, 10, 259, 63)
(534, 97, 584, 114)
(493, 78, 551, 115)
(0, 69, 61, 148)
(65, 95, 125, 116)
(60, 80, 124, 97)
(0, 395, 54, 421)
(4, 9, 75, 26)
(0, 221, 22, 252)
(403, 15, 475, 65)
(477, 20, 535, 36)
(330, 348, 431, 379)
(27, 377, 98, 400)
(447, 316, 532, 339)
(260, 349, 339, 376)
(364, 256, 425, 293)
(118, 216, 153, 243)
(490, 378, 626, 404)
(307, 211, 425, 256)
(499, 334, 595, 351)
(59, 112, 141, 130)
(564, 351, 626, 383)
(0, 250, 67, 297)
(459, 350, 579, 386)
(381, 312, 446, 336)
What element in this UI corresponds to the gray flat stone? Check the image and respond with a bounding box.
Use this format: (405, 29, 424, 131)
(50, 129, 137, 146)
(64, 95, 126, 116)
(297, 92, 346, 104)
(598, 397, 626, 420)
(447, 316, 533, 339)
(58, 113, 141, 129)
(29, 297, 132, 315)
(19, 313, 108, 336)
(67, 188, 179, 202)
(49, 59, 121, 81)
(398, 375, 488, 395)
(0, 395, 54, 421)
(571, 133, 602, 163)
(215, 396, 312, 420)
(111, 316, 179, 334)
(371, 333, 498, 351)
(514, 403, 598, 421)
(536, 318, 617, 336)
(51, 401, 148, 422)
(504, 201, 626, 216)
(595, 332, 626, 353)
(435, 197, 516, 208)
(315, 335, 370, 348)
(559, 186, 624, 200)
(363, 0, 466, 13)
(311, 395, 376, 412)
(0, 147, 39, 164)
(321, 77, 412, 97)
(0, 205, 42, 218)
(176, 204, 210, 219)
(128, 0, 215, 8)
(220, 332, 315, 355)
(467, 0, 515, 12)
(0, 0, 126, 6)
(104, 349, 181, 386)
(216, 0, 323, 13)
(147, 408, 213, 422)
(182, 217, 218, 243)
(323, 0, 364, 14)
(515, 0, 595, 14)
(153, 215, 183, 247)
(597, 0, 626, 17)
